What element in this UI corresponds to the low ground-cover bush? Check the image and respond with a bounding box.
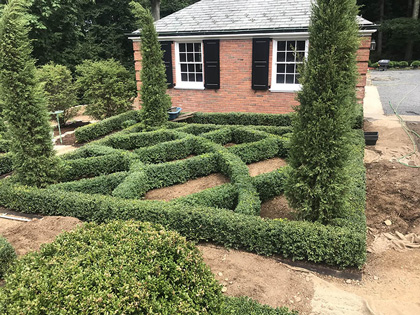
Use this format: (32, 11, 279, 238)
(224, 297, 297, 315)
(0, 235, 16, 278)
(0, 221, 224, 314)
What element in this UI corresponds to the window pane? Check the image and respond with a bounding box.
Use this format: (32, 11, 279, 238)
(188, 73, 195, 81)
(297, 41, 305, 51)
(181, 64, 187, 72)
(276, 74, 285, 84)
(179, 44, 186, 52)
(188, 64, 195, 72)
(196, 64, 203, 72)
(187, 53, 194, 62)
(286, 64, 295, 74)
(286, 52, 294, 62)
(196, 73, 203, 82)
(286, 74, 294, 84)
(277, 64, 285, 73)
(194, 43, 201, 52)
(180, 53, 186, 62)
(277, 52, 285, 62)
(187, 43, 193, 51)
(277, 41, 286, 51)
(295, 74, 300, 84)
(287, 41, 296, 51)
(181, 73, 188, 81)
(195, 53, 201, 62)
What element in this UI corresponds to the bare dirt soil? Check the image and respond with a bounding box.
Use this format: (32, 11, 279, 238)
(53, 121, 90, 137)
(145, 158, 287, 201)
(0, 215, 81, 256)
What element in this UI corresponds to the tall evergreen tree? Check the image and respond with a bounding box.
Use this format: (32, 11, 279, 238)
(284, 0, 360, 223)
(0, 0, 60, 187)
(131, 2, 171, 127)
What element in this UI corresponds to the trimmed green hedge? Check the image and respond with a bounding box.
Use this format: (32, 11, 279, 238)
(74, 110, 142, 143)
(0, 235, 16, 278)
(224, 297, 297, 315)
(0, 139, 10, 153)
(0, 221, 224, 314)
(185, 112, 294, 126)
(0, 179, 366, 267)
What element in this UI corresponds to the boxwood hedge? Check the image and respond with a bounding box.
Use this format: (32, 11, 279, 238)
(0, 115, 367, 268)
(0, 235, 16, 278)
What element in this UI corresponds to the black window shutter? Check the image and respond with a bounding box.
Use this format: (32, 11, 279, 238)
(252, 38, 270, 90)
(160, 41, 174, 88)
(203, 40, 220, 89)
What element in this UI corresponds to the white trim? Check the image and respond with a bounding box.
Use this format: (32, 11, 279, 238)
(270, 39, 309, 92)
(174, 41, 205, 90)
(129, 29, 376, 41)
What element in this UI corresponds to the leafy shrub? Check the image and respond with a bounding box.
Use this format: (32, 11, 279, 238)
(74, 110, 142, 143)
(388, 61, 396, 68)
(75, 59, 136, 120)
(0, 221, 224, 314)
(37, 63, 78, 124)
(371, 62, 379, 68)
(410, 60, 420, 68)
(0, 235, 16, 278)
(224, 296, 297, 315)
(397, 61, 409, 68)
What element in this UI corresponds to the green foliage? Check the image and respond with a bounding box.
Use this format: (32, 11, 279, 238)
(186, 112, 294, 126)
(285, 0, 360, 223)
(0, 0, 60, 187)
(0, 235, 16, 278)
(37, 62, 78, 124)
(224, 296, 297, 315)
(131, 2, 172, 127)
(0, 220, 224, 314)
(0, 175, 367, 267)
(0, 152, 12, 175)
(74, 110, 142, 143)
(411, 60, 420, 67)
(371, 62, 379, 68)
(397, 61, 409, 67)
(75, 59, 136, 120)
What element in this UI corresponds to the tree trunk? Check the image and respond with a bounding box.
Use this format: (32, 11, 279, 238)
(151, 0, 161, 21)
(377, 0, 385, 56)
(405, 0, 419, 60)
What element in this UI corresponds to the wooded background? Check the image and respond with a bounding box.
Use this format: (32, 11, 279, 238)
(0, 0, 418, 71)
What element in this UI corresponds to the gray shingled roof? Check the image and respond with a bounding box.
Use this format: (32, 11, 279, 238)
(146, 0, 373, 35)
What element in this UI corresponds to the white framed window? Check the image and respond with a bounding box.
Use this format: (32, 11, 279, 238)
(270, 39, 309, 92)
(175, 42, 204, 90)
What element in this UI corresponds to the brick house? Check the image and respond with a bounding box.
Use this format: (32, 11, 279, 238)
(130, 0, 376, 114)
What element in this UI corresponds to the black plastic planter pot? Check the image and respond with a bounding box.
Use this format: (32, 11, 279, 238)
(364, 132, 379, 146)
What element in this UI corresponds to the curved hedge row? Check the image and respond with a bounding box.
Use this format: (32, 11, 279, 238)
(74, 110, 142, 143)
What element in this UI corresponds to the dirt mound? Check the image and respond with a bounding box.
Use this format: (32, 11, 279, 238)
(0, 216, 82, 256)
(365, 161, 420, 234)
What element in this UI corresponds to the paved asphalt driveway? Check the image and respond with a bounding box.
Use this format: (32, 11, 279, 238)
(370, 70, 420, 116)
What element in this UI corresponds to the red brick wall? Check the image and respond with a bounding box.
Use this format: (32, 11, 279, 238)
(133, 36, 372, 113)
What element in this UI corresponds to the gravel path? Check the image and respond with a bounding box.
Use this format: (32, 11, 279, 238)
(370, 70, 420, 116)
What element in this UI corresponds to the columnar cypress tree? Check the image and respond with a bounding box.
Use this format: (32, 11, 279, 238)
(284, 0, 360, 223)
(131, 1, 172, 127)
(0, 0, 60, 187)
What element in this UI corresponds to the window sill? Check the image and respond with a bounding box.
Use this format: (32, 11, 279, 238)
(270, 85, 301, 93)
(174, 85, 205, 90)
